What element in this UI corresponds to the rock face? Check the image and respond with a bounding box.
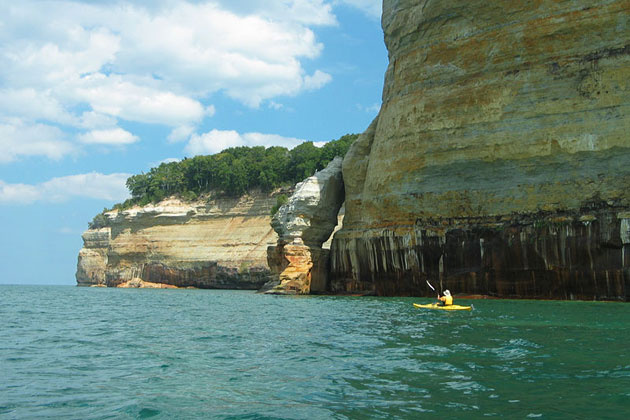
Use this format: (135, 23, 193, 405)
(76, 193, 283, 289)
(330, 0, 630, 300)
(117, 278, 179, 289)
(265, 157, 345, 294)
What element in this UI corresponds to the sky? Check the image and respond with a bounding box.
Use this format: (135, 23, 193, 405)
(0, 0, 387, 285)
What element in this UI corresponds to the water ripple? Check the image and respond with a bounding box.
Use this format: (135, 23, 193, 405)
(1, 287, 629, 419)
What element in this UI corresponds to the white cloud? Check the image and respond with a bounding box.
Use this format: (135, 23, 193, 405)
(185, 129, 306, 156)
(57, 227, 77, 235)
(357, 102, 381, 114)
(77, 111, 118, 130)
(2, 26, 120, 88)
(168, 125, 196, 143)
(0, 181, 40, 204)
(268, 101, 284, 110)
(222, 0, 337, 26)
(73, 74, 207, 126)
(0, 172, 131, 204)
(0, 121, 74, 163)
(42, 172, 131, 202)
(0, 0, 341, 162)
(0, 88, 76, 126)
(304, 70, 333, 90)
(151, 157, 181, 167)
(336, 0, 382, 18)
(78, 128, 139, 145)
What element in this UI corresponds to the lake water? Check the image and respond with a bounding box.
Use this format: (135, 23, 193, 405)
(1, 285, 629, 419)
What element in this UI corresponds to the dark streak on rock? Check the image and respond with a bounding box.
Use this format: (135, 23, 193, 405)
(582, 44, 630, 64)
(331, 203, 630, 301)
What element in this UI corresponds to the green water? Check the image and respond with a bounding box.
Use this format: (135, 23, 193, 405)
(1, 286, 629, 419)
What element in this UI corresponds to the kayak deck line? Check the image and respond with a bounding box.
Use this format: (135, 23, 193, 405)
(413, 303, 473, 311)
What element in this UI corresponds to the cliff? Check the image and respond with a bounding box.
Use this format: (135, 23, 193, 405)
(264, 157, 345, 294)
(330, 0, 630, 300)
(76, 192, 285, 289)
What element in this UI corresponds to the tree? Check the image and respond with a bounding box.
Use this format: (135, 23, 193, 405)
(270, 194, 289, 216)
(289, 142, 321, 182)
(110, 133, 358, 210)
(126, 174, 149, 199)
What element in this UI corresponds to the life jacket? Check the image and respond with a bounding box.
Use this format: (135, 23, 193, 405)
(440, 295, 453, 306)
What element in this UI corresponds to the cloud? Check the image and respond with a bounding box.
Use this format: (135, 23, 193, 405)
(0, 172, 131, 204)
(184, 129, 306, 156)
(167, 125, 196, 143)
(0, 1, 341, 162)
(78, 128, 139, 145)
(356, 102, 381, 114)
(57, 227, 78, 235)
(0, 121, 74, 163)
(158, 158, 181, 165)
(72, 74, 207, 126)
(150, 157, 181, 168)
(304, 70, 333, 90)
(0, 182, 40, 204)
(336, 0, 382, 18)
(77, 111, 118, 130)
(222, 0, 337, 26)
(205, 105, 216, 117)
(268, 101, 284, 110)
(0, 88, 76, 126)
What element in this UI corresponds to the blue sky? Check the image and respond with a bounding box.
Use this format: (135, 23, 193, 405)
(0, 0, 387, 285)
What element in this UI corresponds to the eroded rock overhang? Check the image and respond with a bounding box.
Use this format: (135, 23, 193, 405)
(264, 157, 345, 294)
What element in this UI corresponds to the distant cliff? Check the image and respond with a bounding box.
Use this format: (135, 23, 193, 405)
(76, 192, 287, 289)
(330, 0, 630, 300)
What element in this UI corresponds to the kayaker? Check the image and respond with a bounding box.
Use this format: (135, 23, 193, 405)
(437, 290, 453, 306)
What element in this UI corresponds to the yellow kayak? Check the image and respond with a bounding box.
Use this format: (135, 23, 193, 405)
(413, 303, 472, 311)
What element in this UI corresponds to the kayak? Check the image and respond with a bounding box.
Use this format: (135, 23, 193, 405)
(413, 303, 472, 311)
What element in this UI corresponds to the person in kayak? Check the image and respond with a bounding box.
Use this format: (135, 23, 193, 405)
(437, 290, 453, 306)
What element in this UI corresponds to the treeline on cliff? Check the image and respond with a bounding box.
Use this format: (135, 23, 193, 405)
(116, 133, 357, 210)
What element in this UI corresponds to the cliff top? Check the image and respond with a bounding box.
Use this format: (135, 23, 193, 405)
(89, 188, 291, 229)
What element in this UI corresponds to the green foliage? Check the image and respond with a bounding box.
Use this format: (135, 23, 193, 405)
(239, 261, 250, 274)
(88, 213, 108, 229)
(317, 133, 357, 168)
(288, 142, 320, 181)
(115, 133, 359, 211)
(270, 194, 289, 216)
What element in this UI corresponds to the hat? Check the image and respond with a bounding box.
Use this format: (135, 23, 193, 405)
(443, 290, 451, 296)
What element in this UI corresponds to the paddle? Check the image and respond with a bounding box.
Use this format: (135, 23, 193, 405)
(426, 280, 440, 304)
(425, 279, 475, 311)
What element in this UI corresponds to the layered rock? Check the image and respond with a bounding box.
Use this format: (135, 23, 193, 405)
(264, 157, 345, 294)
(331, 0, 630, 300)
(117, 278, 179, 289)
(76, 192, 285, 289)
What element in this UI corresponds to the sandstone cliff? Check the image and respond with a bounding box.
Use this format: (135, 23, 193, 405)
(331, 0, 630, 300)
(76, 192, 285, 289)
(265, 157, 345, 294)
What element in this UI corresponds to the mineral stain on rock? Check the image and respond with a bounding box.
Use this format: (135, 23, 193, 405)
(76, 194, 282, 289)
(77, 0, 630, 301)
(330, 0, 630, 300)
(263, 157, 345, 294)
